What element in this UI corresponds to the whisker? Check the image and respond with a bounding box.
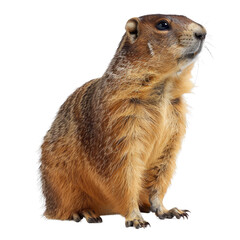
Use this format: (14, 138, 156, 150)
(204, 45, 214, 59)
(205, 41, 215, 48)
(194, 59, 200, 86)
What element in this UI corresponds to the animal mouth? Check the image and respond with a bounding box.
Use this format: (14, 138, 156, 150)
(182, 41, 204, 60)
(184, 51, 199, 59)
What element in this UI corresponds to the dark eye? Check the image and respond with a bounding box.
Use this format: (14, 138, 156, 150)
(156, 20, 170, 30)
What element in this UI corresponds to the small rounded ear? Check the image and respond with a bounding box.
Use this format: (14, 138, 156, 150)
(125, 17, 140, 43)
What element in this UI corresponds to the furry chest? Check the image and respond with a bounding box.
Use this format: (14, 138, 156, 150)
(144, 101, 183, 166)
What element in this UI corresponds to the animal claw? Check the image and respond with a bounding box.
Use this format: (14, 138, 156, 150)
(125, 219, 150, 229)
(156, 208, 190, 220)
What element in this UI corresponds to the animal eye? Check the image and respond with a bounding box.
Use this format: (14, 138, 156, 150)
(156, 20, 170, 30)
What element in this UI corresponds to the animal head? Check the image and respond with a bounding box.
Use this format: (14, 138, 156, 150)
(118, 14, 206, 76)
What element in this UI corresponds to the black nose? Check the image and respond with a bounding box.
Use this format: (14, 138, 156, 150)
(194, 31, 206, 40)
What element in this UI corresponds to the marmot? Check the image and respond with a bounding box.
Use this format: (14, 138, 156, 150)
(40, 14, 206, 228)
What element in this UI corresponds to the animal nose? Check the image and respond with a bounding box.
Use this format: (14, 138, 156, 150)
(194, 31, 206, 40)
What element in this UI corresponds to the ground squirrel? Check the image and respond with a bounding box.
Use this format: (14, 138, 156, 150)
(40, 14, 206, 228)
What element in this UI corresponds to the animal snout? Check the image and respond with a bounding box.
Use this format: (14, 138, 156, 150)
(194, 30, 206, 40)
(179, 24, 206, 48)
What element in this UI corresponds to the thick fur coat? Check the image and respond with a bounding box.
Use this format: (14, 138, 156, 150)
(40, 14, 206, 228)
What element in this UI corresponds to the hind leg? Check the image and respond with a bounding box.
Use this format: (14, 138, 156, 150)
(41, 165, 93, 221)
(71, 210, 102, 223)
(42, 169, 104, 223)
(80, 210, 102, 223)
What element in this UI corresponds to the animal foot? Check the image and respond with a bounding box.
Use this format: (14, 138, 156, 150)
(156, 208, 190, 220)
(72, 213, 83, 222)
(81, 210, 102, 223)
(125, 219, 150, 229)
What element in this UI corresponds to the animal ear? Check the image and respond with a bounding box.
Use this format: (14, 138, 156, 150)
(125, 17, 140, 43)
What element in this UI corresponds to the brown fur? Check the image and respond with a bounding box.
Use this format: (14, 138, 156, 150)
(40, 14, 206, 227)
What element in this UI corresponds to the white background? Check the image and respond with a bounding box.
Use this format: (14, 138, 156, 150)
(0, 0, 239, 239)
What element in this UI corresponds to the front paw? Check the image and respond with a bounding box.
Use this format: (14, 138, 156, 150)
(125, 218, 150, 229)
(156, 208, 190, 220)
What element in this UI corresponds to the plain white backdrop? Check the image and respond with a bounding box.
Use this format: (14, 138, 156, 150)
(0, 0, 240, 239)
